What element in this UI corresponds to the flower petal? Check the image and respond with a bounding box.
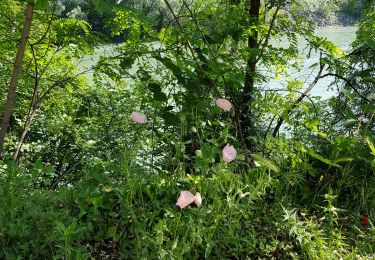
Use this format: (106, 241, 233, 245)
(131, 112, 147, 124)
(176, 191, 196, 209)
(222, 144, 237, 163)
(215, 98, 232, 112)
(194, 192, 202, 206)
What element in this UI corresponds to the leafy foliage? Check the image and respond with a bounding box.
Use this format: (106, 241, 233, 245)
(0, 0, 374, 258)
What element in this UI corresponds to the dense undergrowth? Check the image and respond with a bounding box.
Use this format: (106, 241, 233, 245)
(1, 134, 374, 258)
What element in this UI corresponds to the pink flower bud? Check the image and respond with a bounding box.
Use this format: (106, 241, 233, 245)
(215, 98, 232, 112)
(222, 144, 237, 163)
(130, 112, 147, 124)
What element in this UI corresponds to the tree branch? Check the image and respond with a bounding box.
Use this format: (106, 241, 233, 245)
(256, 0, 282, 64)
(320, 72, 371, 103)
(272, 56, 326, 136)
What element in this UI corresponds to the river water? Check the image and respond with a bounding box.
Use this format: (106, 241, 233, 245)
(264, 26, 357, 99)
(81, 26, 357, 99)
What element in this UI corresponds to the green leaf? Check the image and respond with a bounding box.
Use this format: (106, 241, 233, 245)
(333, 157, 354, 164)
(91, 196, 104, 208)
(353, 68, 373, 78)
(305, 119, 327, 138)
(306, 149, 340, 168)
(162, 112, 180, 126)
(34, 0, 49, 9)
(250, 153, 280, 173)
(119, 56, 135, 71)
(148, 83, 167, 102)
(92, 0, 111, 15)
(365, 37, 375, 50)
(366, 137, 375, 156)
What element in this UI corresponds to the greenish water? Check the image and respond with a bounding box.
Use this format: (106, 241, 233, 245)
(311, 26, 357, 97)
(81, 26, 357, 99)
(265, 26, 357, 99)
(315, 26, 357, 50)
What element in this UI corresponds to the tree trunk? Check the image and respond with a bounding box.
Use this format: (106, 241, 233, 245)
(0, 4, 34, 157)
(13, 109, 37, 161)
(241, 0, 260, 149)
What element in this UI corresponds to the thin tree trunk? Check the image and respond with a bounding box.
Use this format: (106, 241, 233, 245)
(13, 109, 37, 161)
(0, 4, 34, 157)
(241, 0, 260, 149)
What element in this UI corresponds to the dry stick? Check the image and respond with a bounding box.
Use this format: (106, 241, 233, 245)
(14, 16, 88, 161)
(29, 2, 56, 47)
(272, 58, 326, 137)
(14, 21, 86, 161)
(3, 13, 23, 33)
(163, 0, 243, 150)
(13, 110, 37, 161)
(179, 0, 242, 107)
(13, 9, 100, 160)
(38, 23, 79, 81)
(37, 66, 94, 105)
(180, 0, 228, 87)
(0, 4, 34, 157)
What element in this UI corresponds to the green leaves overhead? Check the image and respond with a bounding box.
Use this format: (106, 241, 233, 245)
(33, 0, 49, 9)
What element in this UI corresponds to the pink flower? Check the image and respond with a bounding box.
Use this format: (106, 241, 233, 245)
(176, 191, 203, 209)
(130, 112, 147, 123)
(194, 192, 202, 206)
(176, 191, 196, 209)
(222, 144, 237, 163)
(215, 98, 232, 112)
